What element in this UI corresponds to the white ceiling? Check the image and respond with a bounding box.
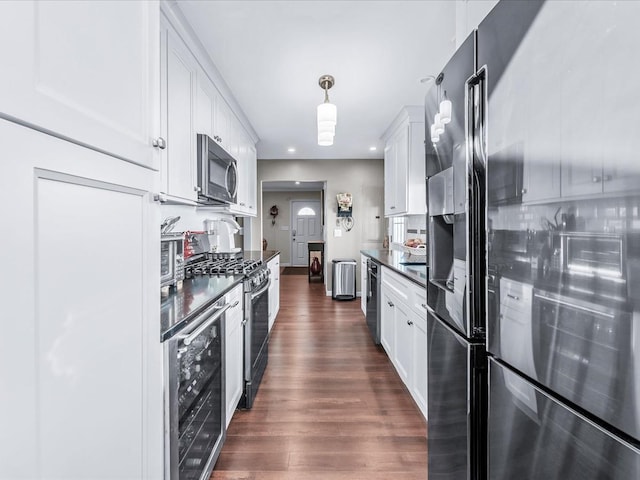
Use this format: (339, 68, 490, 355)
(177, 0, 456, 160)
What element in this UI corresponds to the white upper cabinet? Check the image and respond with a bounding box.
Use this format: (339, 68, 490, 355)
(383, 106, 426, 216)
(160, 19, 198, 202)
(159, 4, 258, 214)
(0, 0, 160, 170)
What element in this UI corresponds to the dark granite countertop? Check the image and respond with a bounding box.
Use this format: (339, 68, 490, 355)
(245, 250, 280, 263)
(361, 249, 427, 287)
(161, 275, 243, 342)
(160, 250, 280, 341)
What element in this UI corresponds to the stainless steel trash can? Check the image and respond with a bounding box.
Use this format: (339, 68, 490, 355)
(332, 259, 357, 300)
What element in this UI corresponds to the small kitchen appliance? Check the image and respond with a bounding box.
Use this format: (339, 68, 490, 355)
(206, 218, 242, 255)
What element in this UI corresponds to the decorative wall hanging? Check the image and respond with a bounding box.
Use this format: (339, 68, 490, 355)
(269, 205, 279, 226)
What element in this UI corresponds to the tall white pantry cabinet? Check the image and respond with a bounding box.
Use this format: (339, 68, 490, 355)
(0, 1, 165, 479)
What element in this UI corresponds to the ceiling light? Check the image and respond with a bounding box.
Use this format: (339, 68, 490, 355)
(318, 131, 333, 146)
(439, 98, 452, 124)
(295, 181, 300, 185)
(317, 74, 336, 146)
(287, 147, 296, 153)
(369, 146, 377, 151)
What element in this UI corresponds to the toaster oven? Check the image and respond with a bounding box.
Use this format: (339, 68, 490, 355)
(161, 233, 185, 290)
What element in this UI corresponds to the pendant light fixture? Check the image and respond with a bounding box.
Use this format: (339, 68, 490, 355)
(317, 74, 337, 146)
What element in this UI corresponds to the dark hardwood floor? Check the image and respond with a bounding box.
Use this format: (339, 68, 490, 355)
(211, 272, 427, 479)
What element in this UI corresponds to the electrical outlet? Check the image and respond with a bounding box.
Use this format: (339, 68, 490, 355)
(334, 228, 342, 237)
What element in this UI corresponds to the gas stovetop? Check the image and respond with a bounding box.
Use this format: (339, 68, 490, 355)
(184, 257, 264, 278)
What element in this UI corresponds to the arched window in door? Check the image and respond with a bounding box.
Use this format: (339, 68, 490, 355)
(297, 207, 316, 216)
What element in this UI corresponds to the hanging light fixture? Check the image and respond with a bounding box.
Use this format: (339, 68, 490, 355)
(439, 91, 452, 124)
(317, 74, 337, 146)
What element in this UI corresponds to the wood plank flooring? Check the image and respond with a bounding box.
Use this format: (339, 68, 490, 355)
(211, 274, 427, 479)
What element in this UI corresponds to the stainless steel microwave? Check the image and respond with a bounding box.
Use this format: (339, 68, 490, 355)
(197, 133, 238, 204)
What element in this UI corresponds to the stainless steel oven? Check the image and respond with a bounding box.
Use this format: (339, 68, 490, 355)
(241, 268, 270, 409)
(164, 297, 234, 480)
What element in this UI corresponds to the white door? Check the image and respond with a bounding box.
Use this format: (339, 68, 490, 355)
(290, 200, 322, 267)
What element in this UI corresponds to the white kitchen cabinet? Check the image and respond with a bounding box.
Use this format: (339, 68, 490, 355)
(267, 254, 281, 331)
(225, 284, 244, 427)
(393, 295, 413, 385)
(231, 131, 258, 217)
(360, 254, 368, 315)
(380, 266, 427, 419)
(382, 106, 426, 217)
(0, 0, 160, 170)
(0, 119, 163, 479)
(159, 17, 198, 202)
(159, 5, 258, 214)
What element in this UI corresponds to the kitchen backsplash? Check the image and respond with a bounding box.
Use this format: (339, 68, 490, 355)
(406, 214, 428, 242)
(491, 196, 640, 233)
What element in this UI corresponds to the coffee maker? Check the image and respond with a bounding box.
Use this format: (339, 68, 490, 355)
(205, 218, 242, 257)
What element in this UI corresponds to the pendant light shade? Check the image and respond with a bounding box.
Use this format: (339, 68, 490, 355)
(430, 124, 439, 143)
(439, 99, 452, 124)
(317, 102, 337, 127)
(434, 114, 445, 135)
(317, 75, 337, 146)
(318, 131, 333, 146)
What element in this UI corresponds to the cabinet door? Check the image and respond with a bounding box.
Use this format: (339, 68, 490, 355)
(267, 255, 280, 331)
(411, 315, 428, 419)
(384, 142, 397, 216)
(360, 255, 368, 315)
(225, 285, 244, 426)
(246, 144, 258, 214)
(381, 289, 396, 355)
(214, 97, 232, 153)
(195, 67, 216, 139)
(160, 22, 197, 201)
(0, 120, 162, 479)
(393, 300, 413, 386)
(0, 1, 159, 170)
(393, 124, 409, 215)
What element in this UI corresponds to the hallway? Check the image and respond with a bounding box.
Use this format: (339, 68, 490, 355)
(211, 272, 428, 479)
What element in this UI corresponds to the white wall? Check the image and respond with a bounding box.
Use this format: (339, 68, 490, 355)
(252, 158, 385, 293)
(455, 0, 500, 47)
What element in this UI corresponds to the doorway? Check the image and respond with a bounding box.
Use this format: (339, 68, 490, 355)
(290, 199, 322, 266)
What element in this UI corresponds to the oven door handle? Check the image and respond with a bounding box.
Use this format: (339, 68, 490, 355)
(250, 278, 272, 300)
(181, 301, 234, 346)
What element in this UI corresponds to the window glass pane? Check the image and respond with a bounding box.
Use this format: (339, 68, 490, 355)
(298, 207, 316, 216)
(390, 217, 406, 245)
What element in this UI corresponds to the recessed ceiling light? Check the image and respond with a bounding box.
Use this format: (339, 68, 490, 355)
(287, 147, 296, 153)
(295, 181, 300, 185)
(369, 146, 377, 151)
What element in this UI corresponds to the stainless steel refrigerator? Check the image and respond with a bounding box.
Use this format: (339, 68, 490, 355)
(427, 0, 640, 478)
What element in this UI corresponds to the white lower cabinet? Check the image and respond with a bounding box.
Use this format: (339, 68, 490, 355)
(267, 254, 281, 331)
(0, 119, 163, 479)
(380, 266, 428, 419)
(225, 284, 244, 427)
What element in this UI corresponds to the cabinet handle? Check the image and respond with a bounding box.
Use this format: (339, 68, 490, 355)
(407, 320, 414, 326)
(240, 202, 246, 206)
(153, 137, 167, 149)
(390, 206, 396, 210)
(194, 186, 202, 193)
(387, 301, 395, 307)
(213, 135, 222, 143)
(506, 294, 520, 301)
(421, 303, 427, 310)
(592, 176, 602, 183)
(521, 188, 527, 194)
